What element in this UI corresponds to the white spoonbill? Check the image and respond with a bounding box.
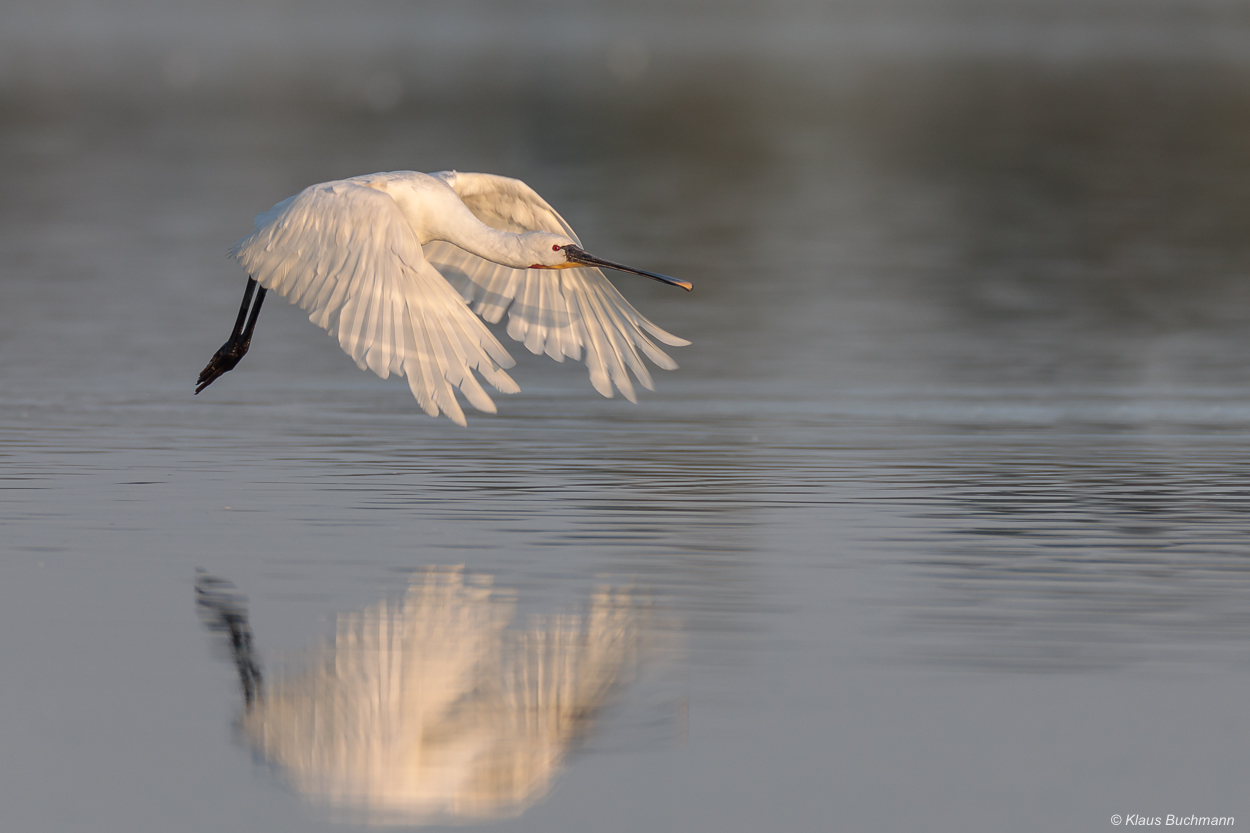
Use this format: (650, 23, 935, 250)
(196, 170, 692, 425)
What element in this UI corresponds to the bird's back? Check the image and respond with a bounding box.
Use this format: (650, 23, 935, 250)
(321, 171, 499, 251)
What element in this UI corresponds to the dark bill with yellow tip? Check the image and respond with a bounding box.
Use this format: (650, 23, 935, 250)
(563, 245, 693, 291)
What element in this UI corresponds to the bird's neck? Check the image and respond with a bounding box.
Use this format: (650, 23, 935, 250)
(405, 181, 535, 268)
(440, 221, 535, 269)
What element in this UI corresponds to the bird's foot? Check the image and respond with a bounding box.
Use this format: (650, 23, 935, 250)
(195, 337, 250, 394)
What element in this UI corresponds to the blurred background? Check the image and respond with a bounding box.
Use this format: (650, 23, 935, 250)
(3, 1, 1250, 832)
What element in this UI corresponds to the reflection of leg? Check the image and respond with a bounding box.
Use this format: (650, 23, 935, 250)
(195, 277, 268, 394)
(196, 571, 264, 709)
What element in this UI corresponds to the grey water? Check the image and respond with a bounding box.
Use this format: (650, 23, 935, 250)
(4, 5, 1250, 831)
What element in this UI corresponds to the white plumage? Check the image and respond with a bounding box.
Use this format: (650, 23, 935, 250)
(213, 170, 690, 425)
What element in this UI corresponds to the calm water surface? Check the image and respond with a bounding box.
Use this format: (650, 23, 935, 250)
(3, 48, 1250, 832)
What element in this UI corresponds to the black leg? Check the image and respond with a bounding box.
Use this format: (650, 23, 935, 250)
(241, 282, 267, 348)
(196, 277, 268, 394)
(228, 276, 258, 342)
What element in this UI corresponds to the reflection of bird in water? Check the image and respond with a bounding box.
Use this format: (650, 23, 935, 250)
(196, 171, 692, 425)
(197, 568, 649, 825)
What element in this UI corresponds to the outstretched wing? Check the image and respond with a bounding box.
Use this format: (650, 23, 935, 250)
(231, 180, 519, 426)
(424, 171, 689, 403)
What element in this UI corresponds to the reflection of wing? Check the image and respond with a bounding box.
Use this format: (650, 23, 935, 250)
(425, 171, 689, 402)
(231, 180, 518, 425)
(240, 569, 645, 826)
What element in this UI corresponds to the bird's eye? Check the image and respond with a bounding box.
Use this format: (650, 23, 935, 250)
(552, 245, 561, 252)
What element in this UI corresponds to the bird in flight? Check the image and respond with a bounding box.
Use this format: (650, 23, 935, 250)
(195, 170, 692, 425)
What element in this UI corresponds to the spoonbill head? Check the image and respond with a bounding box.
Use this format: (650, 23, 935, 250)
(520, 231, 694, 290)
